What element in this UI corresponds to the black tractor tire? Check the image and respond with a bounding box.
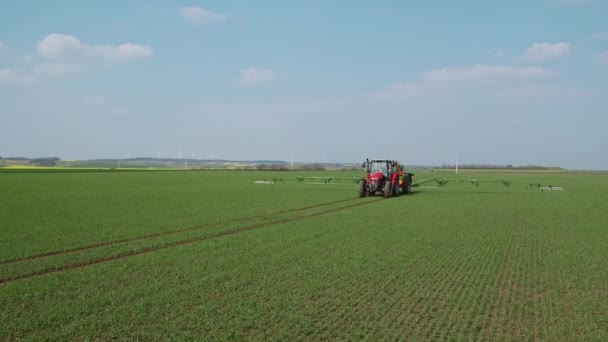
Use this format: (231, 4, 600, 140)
(405, 175, 412, 194)
(383, 180, 393, 198)
(393, 181, 400, 197)
(358, 180, 367, 198)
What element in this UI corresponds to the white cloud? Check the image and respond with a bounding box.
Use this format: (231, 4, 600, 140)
(515, 42, 571, 63)
(585, 32, 608, 41)
(37, 33, 153, 63)
(1, 34, 152, 86)
(239, 68, 277, 85)
(92, 43, 153, 62)
(373, 64, 568, 103)
(598, 51, 608, 62)
(0, 68, 36, 86)
(494, 84, 587, 101)
(179, 6, 226, 26)
(421, 64, 554, 82)
(37, 34, 80, 58)
(0, 62, 82, 86)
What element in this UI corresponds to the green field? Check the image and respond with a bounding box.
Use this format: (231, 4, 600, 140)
(1, 169, 607, 340)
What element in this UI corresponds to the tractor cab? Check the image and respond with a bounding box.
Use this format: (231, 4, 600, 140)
(363, 160, 392, 183)
(370, 161, 389, 176)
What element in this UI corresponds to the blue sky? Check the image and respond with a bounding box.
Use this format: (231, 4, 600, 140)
(1, 0, 607, 169)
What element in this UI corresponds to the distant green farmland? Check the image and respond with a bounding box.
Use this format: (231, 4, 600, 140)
(1, 169, 607, 340)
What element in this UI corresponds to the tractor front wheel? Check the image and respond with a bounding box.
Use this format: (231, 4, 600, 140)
(358, 180, 367, 198)
(384, 180, 393, 198)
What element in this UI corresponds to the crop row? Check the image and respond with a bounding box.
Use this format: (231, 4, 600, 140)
(0, 197, 381, 285)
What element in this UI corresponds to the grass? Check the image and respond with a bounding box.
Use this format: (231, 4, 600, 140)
(1, 169, 607, 340)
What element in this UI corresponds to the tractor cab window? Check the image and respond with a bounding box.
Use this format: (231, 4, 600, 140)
(370, 162, 388, 176)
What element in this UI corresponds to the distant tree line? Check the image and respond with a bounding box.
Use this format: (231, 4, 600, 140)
(1, 157, 61, 167)
(255, 164, 290, 171)
(254, 163, 326, 171)
(439, 164, 563, 170)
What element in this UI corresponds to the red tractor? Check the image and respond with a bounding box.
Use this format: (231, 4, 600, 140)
(358, 159, 413, 198)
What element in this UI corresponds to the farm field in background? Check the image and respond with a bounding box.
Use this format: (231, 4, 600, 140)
(1, 169, 607, 340)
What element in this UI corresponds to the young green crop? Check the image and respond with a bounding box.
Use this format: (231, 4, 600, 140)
(1, 169, 607, 340)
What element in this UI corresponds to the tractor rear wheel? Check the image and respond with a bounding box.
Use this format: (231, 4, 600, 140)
(405, 175, 412, 194)
(383, 180, 392, 198)
(358, 180, 367, 198)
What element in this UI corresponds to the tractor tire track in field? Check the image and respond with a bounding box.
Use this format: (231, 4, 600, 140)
(0, 197, 360, 266)
(0, 198, 383, 285)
